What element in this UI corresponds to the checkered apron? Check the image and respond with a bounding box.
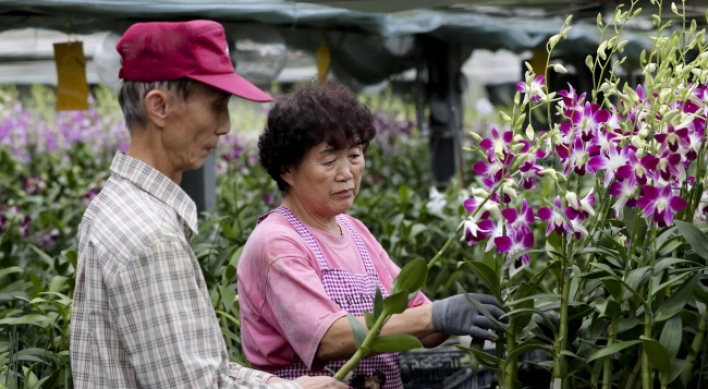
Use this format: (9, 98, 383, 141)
(260, 206, 403, 389)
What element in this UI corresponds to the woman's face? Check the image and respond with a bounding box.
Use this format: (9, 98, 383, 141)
(282, 141, 365, 219)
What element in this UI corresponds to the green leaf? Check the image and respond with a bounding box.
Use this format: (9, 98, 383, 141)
(641, 335, 671, 376)
(391, 258, 427, 295)
(217, 286, 236, 311)
(48, 276, 68, 294)
(674, 220, 708, 261)
(505, 342, 552, 367)
(500, 307, 557, 336)
(513, 282, 534, 328)
(655, 272, 700, 322)
(587, 340, 641, 363)
(667, 359, 689, 384)
(693, 285, 708, 306)
(364, 311, 375, 330)
(601, 278, 623, 302)
(374, 286, 383, 320)
(347, 314, 368, 349)
(371, 334, 422, 353)
(464, 260, 501, 303)
(659, 315, 682, 359)
(0, 314, 60, 330)
(0, 266, 23, 281)
(456, 345, 502, 369)
(382, 291, 409, 315)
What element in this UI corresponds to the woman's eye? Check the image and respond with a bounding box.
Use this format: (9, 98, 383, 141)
(325, 159, 336, 166)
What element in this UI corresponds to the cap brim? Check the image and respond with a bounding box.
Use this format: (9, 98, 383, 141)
(186, 72, 273, 102)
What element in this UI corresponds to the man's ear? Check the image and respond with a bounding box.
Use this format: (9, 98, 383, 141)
(143, 89, 171, 129)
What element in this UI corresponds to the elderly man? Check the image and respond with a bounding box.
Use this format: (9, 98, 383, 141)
(69, 20, 345, 389)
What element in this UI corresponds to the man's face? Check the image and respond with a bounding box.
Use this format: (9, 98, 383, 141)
(162, 84, 231, 172)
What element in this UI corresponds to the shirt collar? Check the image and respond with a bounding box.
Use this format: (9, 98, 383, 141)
(110, 151, 198, 235)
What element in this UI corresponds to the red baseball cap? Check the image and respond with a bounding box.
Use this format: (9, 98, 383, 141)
(116, 20, 272, 102)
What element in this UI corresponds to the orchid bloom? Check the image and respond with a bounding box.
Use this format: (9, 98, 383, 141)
(587, 145, 633, 186)
(636, 184, 688, 227)
(537, 196, 574, 236)
(495, 228, 535, 268)
(564, 190, 596, 221)
(501, 199, 535, 234)
(516, 72, 546, 104)
(608, 173, 639, 211)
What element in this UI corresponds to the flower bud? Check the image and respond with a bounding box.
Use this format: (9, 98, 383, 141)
(553, 63, 568, 73)
(652, 14, 661, 26)
(499, 112, 512, 124)
(597, 41, 608, 60)
(472, 188, 489, 198)
(586, 55, 595, 71)
(469, 131, 483, 143)
(638, 127, 649, 139)
(565, 192, 580, 209)
(671, 2, 679, 15)
(561, 26, 572, 39)
(616, 40, 629, 52)
(596, 13, 603, 27)
(525, 124, 535, 140)
(565, 15, 573, 25)
(549, 34, 561, 48)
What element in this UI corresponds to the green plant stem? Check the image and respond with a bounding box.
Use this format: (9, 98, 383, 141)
(682, 309, 708, 387)
(552, 274, 571, 389)
(602, 316, 618, 389)
(641, 226, 658, 389)
(335, 310, 388, 380)
(504, 323, 517, 389)
(624, 358, 642, 389)
(427, 221, 464, 270)
(220, 315, 234, 357)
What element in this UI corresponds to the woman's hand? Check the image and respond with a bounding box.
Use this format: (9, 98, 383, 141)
(431, 293, 506, 341)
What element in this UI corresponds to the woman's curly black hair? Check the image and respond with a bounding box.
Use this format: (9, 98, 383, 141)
(258, 81, 376, 192)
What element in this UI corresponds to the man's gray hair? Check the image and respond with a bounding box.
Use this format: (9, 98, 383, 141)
(118, 78, 199, 133)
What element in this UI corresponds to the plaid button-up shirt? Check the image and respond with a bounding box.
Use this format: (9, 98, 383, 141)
(70, 152, 300, 389)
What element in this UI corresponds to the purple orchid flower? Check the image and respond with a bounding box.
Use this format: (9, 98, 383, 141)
(569, 102, 611, 142)
(636, 184, 688, 227)
(587, 145, 633, 186)
(608, 173, 639, 211)
(517, 74, 546, 104)
(495, 228, 535, 268)
(564, 190, 596, 221)
(537, 196, 574, 236)
(501, 199, 535, 234)
(462, 218, 496, 246)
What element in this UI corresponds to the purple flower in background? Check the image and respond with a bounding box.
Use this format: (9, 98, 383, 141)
(23, 176, 46, 195)
(608, 173, 639, 211)
(537, 196, 573, 236)
(21, 215, 30, 238)
(569, 102, 611, 142)
(517, 73, 546, 104)
(587, 145, 633, 186)
(636, 184, 688, 227)
(565, 190, 596, 221)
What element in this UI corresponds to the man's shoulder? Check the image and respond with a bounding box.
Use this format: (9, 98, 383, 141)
(79, 176, 184, 258)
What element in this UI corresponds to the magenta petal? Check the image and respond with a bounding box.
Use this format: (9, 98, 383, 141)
(553, 196, 563, 208)
(474, 161, 490, 175)
(654, 133, 667, 143)
(516, 81, 526, 93)
(463, 198, 478, 212)
(503, 131, 513, 144)
(642, 185, 660, 200)
(641, 155, 659, 170)
(565, 207, 579, 220)
(522, 231, 534, 249)
(670, 196, 688, 211)
(587, 155, 607, 170)
(478, 219, 495, 232)
(501, 208, 519, 222)
(668, 153, 682, 166)
(608, 182, 623, 196)
(479, 138, 493, 150)
(616, 165, 633, 180)
(534, 75, 546, 85)
(495, 236, 513, 253)
(537, 207, 552, 221)
(594, 109, 611, 123)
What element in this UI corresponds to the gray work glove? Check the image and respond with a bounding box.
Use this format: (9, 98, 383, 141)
(431, 294, 505, 341)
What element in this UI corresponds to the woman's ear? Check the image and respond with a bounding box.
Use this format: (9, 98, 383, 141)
(280, 167, 295, 187)
(143, 89, 170, 129)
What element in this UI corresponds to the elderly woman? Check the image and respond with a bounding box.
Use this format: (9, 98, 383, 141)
(237, 82, 503, 389)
